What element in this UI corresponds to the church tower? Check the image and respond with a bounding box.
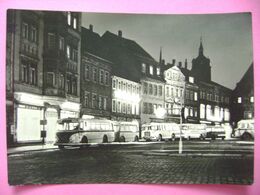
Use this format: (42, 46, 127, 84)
(191, 37, 211, 82)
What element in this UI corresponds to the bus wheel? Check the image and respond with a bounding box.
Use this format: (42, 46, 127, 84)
(200, 135, 205, 141)
(58, 145, 65, 150)
(119, 136, 125, 142)
(81, 136, 88, 143)
(158, 134, 163, 142)
(103, 135, 108, 143)
(187, 136, 191, 141)
(134, 136, 139, 142)
(171, 133, 175, 141)
(242, 133, 252, 141)
(222, 137, 225, 140)
(211, 136, 216, 140)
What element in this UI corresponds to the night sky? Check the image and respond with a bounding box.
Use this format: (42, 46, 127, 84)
(82, 12, 253, 89)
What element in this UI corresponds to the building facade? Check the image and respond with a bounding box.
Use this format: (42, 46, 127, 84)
(191, 39, 232, 125)
(163, 61, 185, 123)
(231, 63, 254, 125)
(6, 10, 81, 144)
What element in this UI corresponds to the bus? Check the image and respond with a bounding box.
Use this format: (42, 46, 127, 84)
(141, 122, 180, 141)
(180, 124, 207, 140)
(114, 121, 139, 142)
(55, 118, 115, 149)
(233, 119, 254, 140)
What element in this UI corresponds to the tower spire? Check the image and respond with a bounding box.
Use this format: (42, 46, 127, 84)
(199, 36, 204, 56)
(159, 47, 162, 64)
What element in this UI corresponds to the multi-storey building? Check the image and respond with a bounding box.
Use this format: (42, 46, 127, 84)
(179, 60, 200, 123)
(231, 63, 254, 125)
(191, 39, 232, 125)
(6, 10, 81, 144)
(101, 30, 164, 125)
(81, 26, 112, 119)
(163, 61, 185, 123)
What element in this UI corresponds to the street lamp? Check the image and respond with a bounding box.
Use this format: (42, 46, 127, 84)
(154, 107, 166, 119)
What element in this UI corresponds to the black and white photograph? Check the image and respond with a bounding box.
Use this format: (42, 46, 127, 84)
(6, 9, 254, 185)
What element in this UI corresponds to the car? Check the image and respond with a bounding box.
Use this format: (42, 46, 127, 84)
(206, 125, 226, 140)
(180, 124, 207, 140)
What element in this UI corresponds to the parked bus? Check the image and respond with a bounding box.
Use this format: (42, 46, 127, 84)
(114, 121, 139, 142)
(233, 119, 254, 140)
(180, 124, 207, 140)
(141, 122, 180, 141)
(55, 118, 115, 149)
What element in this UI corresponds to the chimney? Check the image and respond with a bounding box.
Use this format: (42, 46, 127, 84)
(178, 61, 182, 68)
(172, 59, 176, 66)
(185, 59, 188, 69)
(89, 24, 93, 32)
(118, 30, 122, 37)
(162, 59, 165, 66)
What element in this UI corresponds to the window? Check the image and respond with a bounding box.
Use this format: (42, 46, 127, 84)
(148, 103, 153, 114)
(21, 64, 28, 83)
(250, 96, 254, 103)
(48, 33, 55, 49)
(238, 97, 242, 103)
(154, 85, 157, 96)
(47, 72, 55, 87)
(112, 100, 116, 112)
(84, 65, 90, 80)
(59, 74, 64, 89)
(29, 67, 36, 85)
(194, 92, 198, 101)
(22, 23, 29, 39)
(122, 103, 126, 113)
(149, 84, 153, 95)
(149, 65, 154, 75)
(31, 26, 37, 42)
(159, 86, 163, 96)
(127, 104, 131, 114)
(142, 63, 146, 73)
(73, 17, 77, 29)
(189, 107, 193, 117)
(153, 104, 157, 114)
(59, 36, 64, 50)
(166, 86, 169, 97)
(156, 67, 160, 75)
(117, 101, 121, 113)
(72, 49, 78, 62)
(98, 96, 103, 109)
(143, 82, 148, 94)
(105, 72, 109, 85)
(66, 45, 71, 59)
(189, 76, 194, 83)
(143, 102, 148, 114)
(67, 12, 71, 25)
(200, 104, 205, 119)
(92, 94, 97, 109)
(84, 91, 90, 107)
(93, 68, 97, 82)
(123, 82, 126, 91)
(103, 97, 107, 110)
(100, 70, 104, 84)
(112, 79, 116, 89)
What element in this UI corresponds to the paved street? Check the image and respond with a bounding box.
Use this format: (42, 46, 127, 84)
(8, 140, 254, 185)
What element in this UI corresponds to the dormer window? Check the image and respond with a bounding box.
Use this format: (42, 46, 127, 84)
(189, 76, 194, 83)
(142, 63, 146, 73)
(149, 65, 154, 75)
(156, 67, 160, 75)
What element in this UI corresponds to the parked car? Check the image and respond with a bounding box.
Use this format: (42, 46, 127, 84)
(180, 124, 207, 140)
(206, 125, 226, 140)
(233, 119, 254, 140)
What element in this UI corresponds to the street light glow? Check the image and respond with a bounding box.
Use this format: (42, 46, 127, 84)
(154, 107, 166, 119)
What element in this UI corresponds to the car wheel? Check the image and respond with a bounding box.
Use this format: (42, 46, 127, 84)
(187, 136, 191, 141)
(242, 133, 252, 141)
(134, 136, 139, 142)
(81, 136, 88, 143)
(103, 135, 108, 143)
(211, 136, 216, 140)
(200, 135, 205, 141)
(119, 136, 125, 142)
(58, 145, 64, 150)
(222, 137, 225, 140)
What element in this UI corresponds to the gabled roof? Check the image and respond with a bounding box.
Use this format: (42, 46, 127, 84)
(101, 31, 162, 82)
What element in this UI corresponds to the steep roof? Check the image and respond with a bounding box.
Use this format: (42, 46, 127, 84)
(101, 31, 161, 82)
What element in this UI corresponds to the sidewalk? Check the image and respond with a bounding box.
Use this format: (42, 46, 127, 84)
(8, 143, 58, 155)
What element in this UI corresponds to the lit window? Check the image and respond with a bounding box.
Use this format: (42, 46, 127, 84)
(66, 45, 71, 59)
(200, 104, 205, 119)
(194, 92, 198, 101)
(149, 65, 154, 75)
(250, 96, 254, 103)
(67, 12, 71, 25)
(73, 18, 77, 29)
(238, 97, 242, 103)
(30, 67, 36, 85)
(189, 76, 194, 83)
(112, 79, 116, 89)
(156, 67, 160, 75)
(142, 63, 146, 73)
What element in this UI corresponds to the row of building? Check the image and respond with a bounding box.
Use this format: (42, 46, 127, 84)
(6, 10, 254, 145)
